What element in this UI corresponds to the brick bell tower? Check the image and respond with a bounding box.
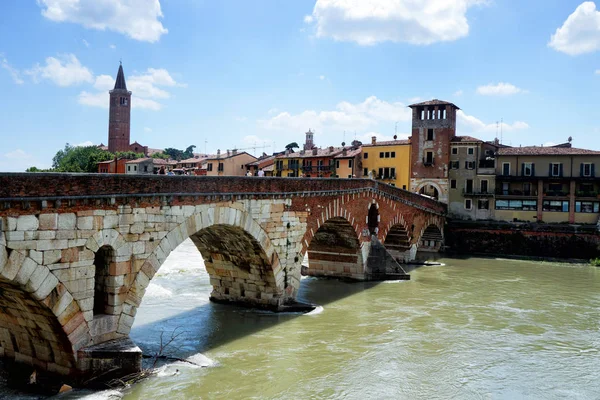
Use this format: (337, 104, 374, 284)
(408, 99, 459, 203)
(107, 63, 132, 153)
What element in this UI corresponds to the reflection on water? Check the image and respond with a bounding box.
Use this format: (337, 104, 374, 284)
(2, 239, 600, 399)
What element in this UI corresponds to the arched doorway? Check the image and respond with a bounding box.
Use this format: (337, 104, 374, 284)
(419, 185, 439, 200)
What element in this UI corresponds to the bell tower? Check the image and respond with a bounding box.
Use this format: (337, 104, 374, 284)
(304, 129, 315, 150)
(107, 63, 132, 153)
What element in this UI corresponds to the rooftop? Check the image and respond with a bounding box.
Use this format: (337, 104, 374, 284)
(362, 139, 410, 148)
(498, 146, 600, 156)
(205, 151, 256, 161)
(335, 147, 362, 158)
(408, 99, 460, 109)
(451, 136, 483, 143)
(277, 147, 344, 159)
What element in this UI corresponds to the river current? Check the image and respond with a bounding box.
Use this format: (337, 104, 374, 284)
(3, 239, 600, 399)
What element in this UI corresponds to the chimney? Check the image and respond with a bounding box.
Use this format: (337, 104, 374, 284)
(329, 146, 334, 153)
(227, 149, 231, 157)
(232, 149, 238, 155)
(371, 136, 377, 145)
(300, 149, 305, 155)
(312, 148, 318, 156)
(342, 148, 347, 156)
(217, 149, 221, 158)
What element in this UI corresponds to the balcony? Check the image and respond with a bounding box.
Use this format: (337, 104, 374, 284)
(378, 175, 396, 181)
(478, 159, 495, 175)
(576, 191, 600, 199)
(544, 191, 570, 197)
(302, 166, 313, 172)
(462, 189, 495, 197)
(423, 158, 435, 167)
(495, 189, 538, 197)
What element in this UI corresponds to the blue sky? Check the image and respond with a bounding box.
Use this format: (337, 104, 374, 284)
(1, 0, 600, 171)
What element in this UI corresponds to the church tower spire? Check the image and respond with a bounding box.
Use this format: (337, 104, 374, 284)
(107, 62, 132, 153)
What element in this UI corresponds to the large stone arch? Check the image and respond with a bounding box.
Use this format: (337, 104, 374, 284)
(382, 216, 415, 263)
(416, 181, 443, 200)
(117, 205, 283, 335)
(0, 243, 83, 375)
(417, 219, 445, 253)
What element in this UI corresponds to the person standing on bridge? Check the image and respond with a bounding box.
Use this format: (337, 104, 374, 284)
(257, 168, 264, 177)
(159, 166, 166, 175)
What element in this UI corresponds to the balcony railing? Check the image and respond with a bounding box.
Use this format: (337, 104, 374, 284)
(495, 189, 538, 196)
(544, 191, 569, 197)
(462, 189, 494, 197)
(423, 158, 435, 166)
(576, 191, 599, 198)
(377, 175, 396, 180)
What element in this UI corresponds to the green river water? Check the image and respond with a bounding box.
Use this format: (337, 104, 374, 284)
(4, 239, 600, 399)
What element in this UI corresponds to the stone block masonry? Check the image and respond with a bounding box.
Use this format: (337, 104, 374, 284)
(0, 174, 445, 379)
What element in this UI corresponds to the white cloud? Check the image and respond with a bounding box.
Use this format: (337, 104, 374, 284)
(109, 44, 116, 49)
(74, 140, 94, 147)
(453, 90, 464, 97)
(144, 127, 152, 133)
(38, 0, 168, 43)
(82, 39, 89, 47)
(306, 0, 486, 46)
(549, 2, 600, 55)
(0, 149, 47, 172)
(259, 96, 411, 133)
(319, 75, 326, 80)
(26, 54, 93, 86)
(78, 68, 184, 111)
(304, 15, 314, 24)
(1, 54, 24, 84)
(457, 110, 529, 134)
(476, 82, 526, 96)
(595, 69, 600, 74)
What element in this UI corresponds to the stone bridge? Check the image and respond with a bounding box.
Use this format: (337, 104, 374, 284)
(0, 173, 445, 380)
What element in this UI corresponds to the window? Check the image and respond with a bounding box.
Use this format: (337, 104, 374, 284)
(452, 148, 458, 155)
(364, 152, 369, 159)
(402, 185, 406, 190)
(127, 165, 131, 171)
(385, 152, 390, 158)
(550, 163, 562, 177)
(390, 167, 396, 178)
(450, 161, 459, 169)
(465, 199, 472, 210)
(465, 179, 473, 193)
(542, 200, 569, 212)
(480, 180, 488, 194)
(496, 199, 537, 211)
(380, 152, 384, 158)
(134, 166, 137, 171)
(348, 175, 352, 178)
(348, 159, 353, 168)
(467, 147, 474, 155)
(465, 161, 475, 170)
(364, 168, 368, 176)
(450, 179, 457, 189)
(478, 200, 489, 210)
(425, 152, 434, 165)
(218, 163, 224, 172)
(427, 129, 434, 141)
(119, 97, 128, 106)
(523, 182, 532, 196)
(502, 162, 510, 176)
(207, 163, 213, 171)
(144, 166, 148, 172)
(378, 168, 383, 179)
(582, 163, 594, 177)
(336, 160, 340, 168)
(575, 201, 600, 213)
(523, 162, 534, 176)
(391, 152, 396, 158)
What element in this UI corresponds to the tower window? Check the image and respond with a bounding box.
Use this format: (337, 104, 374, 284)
(427, 129, 434, 141)
(120, 97, 128, 106)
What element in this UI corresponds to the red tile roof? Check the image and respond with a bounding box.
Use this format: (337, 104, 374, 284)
(409, 99, 460, 109)
(498, 146, 600, 156)
(277, 147, 343, 159)
(362, 139, 410, 148)
(335, 147, 362, 158)
(451, 136, 483, 143)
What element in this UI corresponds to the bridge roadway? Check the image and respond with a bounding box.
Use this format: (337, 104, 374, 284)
(0, 173, 446, 381)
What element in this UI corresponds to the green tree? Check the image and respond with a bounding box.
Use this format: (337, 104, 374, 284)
(151, 152, 170, 159)
(183, 145, 196, 159)
(50, 143, 113, 173)
(163, 148, 185, 160)
(285, 142, 299, 151)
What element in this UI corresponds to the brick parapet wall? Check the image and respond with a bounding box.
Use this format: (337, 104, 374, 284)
(0, 174, 445, 216)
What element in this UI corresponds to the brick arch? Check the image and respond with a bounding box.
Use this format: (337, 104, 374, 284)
(0, 243, 82, 374)
(416, 216, 445, 252)
(381, 214, 411, 245)
(117, 205, 282, 335)
(415, 181, 443, 198)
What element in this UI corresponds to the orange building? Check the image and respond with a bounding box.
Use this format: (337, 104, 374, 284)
(275, 146, 342, 177)
(97, 158, 127, 174)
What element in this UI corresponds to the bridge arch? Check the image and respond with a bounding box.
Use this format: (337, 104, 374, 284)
(0, 244, 81, 374)
(118, 205, 284, 336)
(416, 182, 442, 200)
(417, 222, 445, 253)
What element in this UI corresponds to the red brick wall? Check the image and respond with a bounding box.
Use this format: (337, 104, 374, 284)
(108, 91, 131, 153)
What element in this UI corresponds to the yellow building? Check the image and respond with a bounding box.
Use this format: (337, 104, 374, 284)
(361, 137, 411, 189)
(205, 150, 257, 176)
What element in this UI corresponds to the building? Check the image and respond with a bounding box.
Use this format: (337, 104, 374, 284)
(246, 153, 278, 176)
(205, 150, 257, 176)
(275, 146, 342, 177)
(97, 158, 127, 174)
(303, 129, 315, 150)
(107, 63, 148, 156)
(409, 99, 460, 202)
(124, 158, 154, 174)
(361, 136, 411, 189)
(494, 143, 600, 224)
(334, 145, 363, 179)
(448, 136, 498, 220)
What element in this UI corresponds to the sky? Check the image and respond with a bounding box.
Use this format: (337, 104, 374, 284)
(1, 0, 600, 171)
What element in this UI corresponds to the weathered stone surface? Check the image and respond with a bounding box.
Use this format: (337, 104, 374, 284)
(58, 213, 76, 230)
(17, 215, 39, 231)
(38, 214, 58, 230)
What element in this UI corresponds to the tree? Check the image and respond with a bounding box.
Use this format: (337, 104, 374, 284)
(183, 145, 196, 159)
(163, 148, 184, 160)
(151, 152, 169, 159)
(285, 142, 299, 151)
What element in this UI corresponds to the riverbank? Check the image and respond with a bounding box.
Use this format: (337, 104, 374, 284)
(445, 220, 600, 261)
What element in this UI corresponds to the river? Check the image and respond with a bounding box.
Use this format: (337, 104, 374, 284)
(3, 239, 600, 399)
